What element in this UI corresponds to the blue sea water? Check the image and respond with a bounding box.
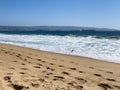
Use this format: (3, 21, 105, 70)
(0, 30, 120, 63)
(0, 30, 120, 36)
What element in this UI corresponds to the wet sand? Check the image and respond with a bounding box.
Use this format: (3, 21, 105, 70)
(0, 43, 120, 90)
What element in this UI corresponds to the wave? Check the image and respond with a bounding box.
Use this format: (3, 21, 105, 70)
(0, 33, 120, 63)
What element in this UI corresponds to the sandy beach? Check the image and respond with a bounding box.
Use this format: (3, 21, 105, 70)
(0, 43, 120, 90)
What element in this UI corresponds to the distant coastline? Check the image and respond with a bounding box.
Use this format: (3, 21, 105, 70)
(0, 26, 119, 31)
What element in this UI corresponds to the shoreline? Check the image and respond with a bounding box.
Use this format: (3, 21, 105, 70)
(0, 43, 120, 90)
(0, 42, 120, 64)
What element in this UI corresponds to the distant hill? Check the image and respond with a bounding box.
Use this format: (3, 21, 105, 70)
(0, 26, 119, 31)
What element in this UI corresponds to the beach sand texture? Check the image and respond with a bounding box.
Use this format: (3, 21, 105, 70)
(0, 43, 120, 90)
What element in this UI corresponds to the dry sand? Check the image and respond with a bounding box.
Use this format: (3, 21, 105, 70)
(0, 43, 120, 90)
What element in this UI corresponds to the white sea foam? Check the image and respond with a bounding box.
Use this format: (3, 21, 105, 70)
(0, 34, 120, 63)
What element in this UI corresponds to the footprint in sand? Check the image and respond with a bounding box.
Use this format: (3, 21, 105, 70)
(16, 54, 21, 57)
(11, 52, 15, 55)
(75, 77, 87, 84)
(33, 66, 41, 69)
(106, 78, 116, 82)
(113, 85, 120, 89)
(31, 82, 39, 88)
(19, 72, 25, 74)
(70, 68, 77, 70)
(106, 71, 113, 74)
(67, 81, 75, 86)
(98, 83, 112, 90)
(11, 84, 29, 90)
(21, 63, 25, 65)
(26, 56, 32, 59)
(62, 71, 70, 75)
(94, 74, 102, 77)
(46, 72, 53, 75)
(53, 76, 65, 81)
(12, 60, 18, 62)
(9, 53, 14, 55)
(36, 63, 43, 66)
(37, 59, 46, 63)
(58, 65, 64, 67)
(21, 68, 28, 70)
(24, 58, 27, 61)
(28, 61, 32, 64)
(79, 71, 84, 73)
(9, 67, 15, 70)
(4, 76, 11, 82)
(50, 63, 54, 65)
(39, 78, 45, 82)
(74, 85, 83, 90)
(89, 67, 94, 69)
(37, 59, 42, 61)
(67, 81, 82, 89)
(41, 60, 46, 63)
(4, 51, 8, 54)
(4, 76, 13, 83)
(6, 73, 13, 75)
(70, 61, 79, 65)
(46, 67, 54, 71)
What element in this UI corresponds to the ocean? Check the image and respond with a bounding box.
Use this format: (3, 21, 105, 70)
(0, 30, 120, 63)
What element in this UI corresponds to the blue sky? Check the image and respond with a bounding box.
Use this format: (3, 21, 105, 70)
(0, 0, 120, 29)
